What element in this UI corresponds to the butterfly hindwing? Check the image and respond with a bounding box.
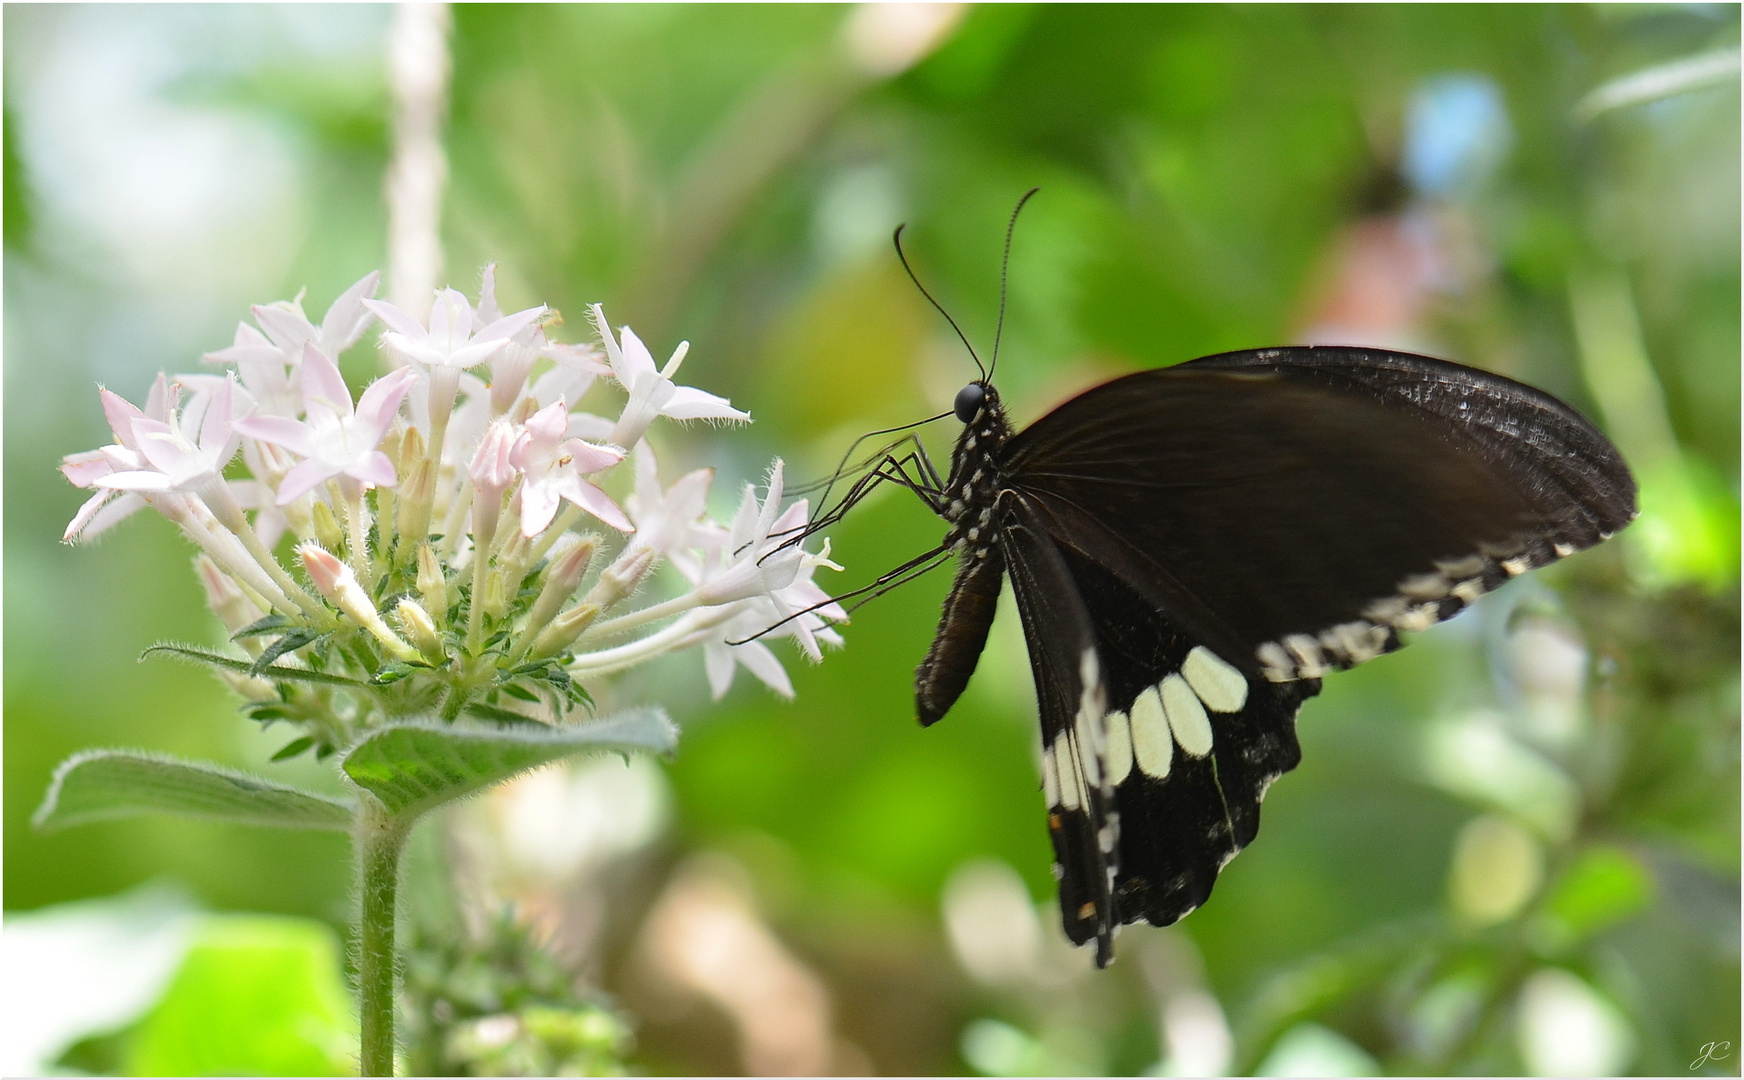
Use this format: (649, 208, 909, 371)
(1055, 544, 1317, 928)
(1000, 494, 1119, 964)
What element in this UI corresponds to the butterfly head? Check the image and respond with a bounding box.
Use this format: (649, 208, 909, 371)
(954, 381, 990, 424)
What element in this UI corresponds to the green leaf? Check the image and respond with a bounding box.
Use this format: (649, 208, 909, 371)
(342, 708, 677, 819)
(34, 750, 355, 831)
(125, 915, 355, 1077)
(143, 642, 371, 689)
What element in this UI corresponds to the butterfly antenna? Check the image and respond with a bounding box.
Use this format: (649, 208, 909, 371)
(894, 224, 986, 381)
(988, 186, 1039, 383)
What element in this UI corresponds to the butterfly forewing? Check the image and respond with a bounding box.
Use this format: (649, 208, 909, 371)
(1002, 348, 1636, 681)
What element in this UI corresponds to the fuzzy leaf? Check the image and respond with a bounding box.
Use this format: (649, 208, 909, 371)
(35, 750, 355, 831)
(342, 709, 677, 819)
(144, 643, 371, 689)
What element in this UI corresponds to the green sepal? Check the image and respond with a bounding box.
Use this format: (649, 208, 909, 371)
(34, 749, 355, 831)
(342, 708, 677, 820)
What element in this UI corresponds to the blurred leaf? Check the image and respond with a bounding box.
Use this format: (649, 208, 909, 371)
(342, 709, 676, 819)
(33, 750, 355, 832)
(1530, 845, 1654, 953)
(124, 915, 355, 1077)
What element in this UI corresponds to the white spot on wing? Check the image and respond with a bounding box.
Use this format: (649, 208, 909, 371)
(1160, 674, 1214, 757)
(1399, 572, 1449, 600)
(1283, 634, 1327, 678)
(1501, 555, 1532, 576)
(1182, 646, 1248, 712)
(1104, 710, 1133, 785)
(1129, 687, 1172, 779)
(1053, 732, 1080, 811)
(1256, 641, 1295, 682)
(1042, 744, 1061, 808)
(1553, 541, 1576, 557)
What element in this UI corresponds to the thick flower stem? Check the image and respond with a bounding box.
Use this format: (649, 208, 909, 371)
(356, 799, 411, 1077)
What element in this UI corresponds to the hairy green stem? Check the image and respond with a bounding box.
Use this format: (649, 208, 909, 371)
(356, 799, 411, 1076)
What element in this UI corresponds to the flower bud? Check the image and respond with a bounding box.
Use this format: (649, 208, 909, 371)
(194, 553, 263, 635)
(300, 543, 421, 662)
(532, 603, 600, 658)
(311, 500, 345, 554)
(395, 597, 446, 663)
(584, 546, 655, 613)
(524, 535, 599, 640)
(417, 542, 448, 617)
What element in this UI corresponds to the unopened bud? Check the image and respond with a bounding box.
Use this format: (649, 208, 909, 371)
(417, 543, 448, 617)
(584, 546, 655, 613)
(532, 602, 601, 657)
(299, 543, 421, 662)
(396, 456, 434, 553)
(395, 598, 446, 663)
(194, 554, 263, 635)
(311, 500, 345, 554)
(524, 535, 600, 639)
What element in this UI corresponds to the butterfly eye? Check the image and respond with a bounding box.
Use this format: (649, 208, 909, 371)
(953, 383, 985, 424)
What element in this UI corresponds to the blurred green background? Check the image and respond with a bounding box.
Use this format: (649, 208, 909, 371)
(5, 4, 1738, 1076)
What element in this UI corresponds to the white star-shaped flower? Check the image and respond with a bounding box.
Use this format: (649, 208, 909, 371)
(509, 400, 630, 535)
(624, 442, 722, 581)
(232, 345, 419, 504)
(201, 271, 382, 418)
(365, 287, 546, 372)
(60, 374, 178, 542)
(591, 304, 749, 448)
(97, 375, 243, 497)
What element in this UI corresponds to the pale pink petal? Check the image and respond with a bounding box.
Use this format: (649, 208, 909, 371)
(361, 298, 429, 340)
(133, 431, 201, 481)
(519, 482, 561, 537)
(560, 475, 633, 533)
(562, 438, 623, 475)
(616, 325, 660, 381)
(473, 303, 545, 345)
(345, 451, 398, 490)
(475, 263, 502, 323)
(60, 450, 114, 488)
(589, 304, 637, 384)
(668, 469, 715, 520)
(704, 641, 737, 699)
(300, 344, 353, 418)
(735, 640, 794, 699)
(663, 385, 750, 422)
(565, 412, 615, 441)
(99, 388, 147, 448)
(94, 470, 176, 493)
(522, 400, 569, 444)
(252, 303, 314, 352)
(233, 415, 319, 458)
(319, 270, 381, 352)
(276, 458, 344, 504)
(352, 365, 420, 446)
(69, 490, 146, 542)
(203, 322, 280, 367)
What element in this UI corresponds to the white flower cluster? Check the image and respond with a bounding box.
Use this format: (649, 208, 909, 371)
(61, 268, 845, 731)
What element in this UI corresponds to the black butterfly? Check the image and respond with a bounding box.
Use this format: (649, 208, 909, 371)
(914, 344, 1634, 966)
(789, 205, 1637, 970)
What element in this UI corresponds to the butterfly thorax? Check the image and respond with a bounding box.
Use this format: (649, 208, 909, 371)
(941, 384, 1011, 555)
